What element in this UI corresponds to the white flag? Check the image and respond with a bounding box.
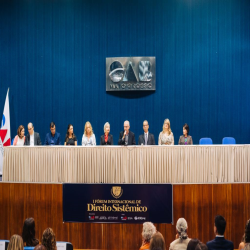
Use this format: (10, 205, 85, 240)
(0, 88, 11, 175)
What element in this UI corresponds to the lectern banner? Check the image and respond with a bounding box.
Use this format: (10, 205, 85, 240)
(63, 183, 173, 224)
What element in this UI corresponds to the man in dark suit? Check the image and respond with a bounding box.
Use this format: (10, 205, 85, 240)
(138, 120, 155, 145)
(118, 120, 136, 145)
(206, 215, 234, 250)
(24, 122, 42, 146)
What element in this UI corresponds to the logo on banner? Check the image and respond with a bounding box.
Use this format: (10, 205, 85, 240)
(111, 186, 123, 199)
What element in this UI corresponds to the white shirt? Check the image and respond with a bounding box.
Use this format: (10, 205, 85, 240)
(82, 134, 96, 146)
(30, 133, 34, 146)
(16, 137, 25, 146)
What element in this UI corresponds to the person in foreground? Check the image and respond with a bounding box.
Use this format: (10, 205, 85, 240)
(158, 119, 174, 145)
(187, 239, 201, 250)
(118, 120, 136, 145)
(64, 124, 77, 146)
(7, 235, 23, 250)
(34, 245, 46, 250)
(100, 122, 113, 145)
(178, 123, 193, 145)
(44, 122, 61, 145)
(13, 125, 25, 146)
(239, 219, 250, 250)
(206, 215, 234, 250)
(42, 228, 57, 250)
(149, 231, 166, 250)
(138, 120, 155, 145)
(139, 222, 156, 250)
(170, 218, 191, 250)
(24, 123, 42, 146)
(82, 121, 96, 146)
(22, 217, 39, 247)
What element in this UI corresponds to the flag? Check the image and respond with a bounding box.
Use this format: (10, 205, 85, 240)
(0, 88, 11, 175)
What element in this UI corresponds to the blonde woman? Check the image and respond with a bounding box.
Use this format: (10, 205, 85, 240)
(7, 235, 24, 250)
(158, 119, 174, 145)
(82, 121, 96, 146)
(100, 122, 113, 145)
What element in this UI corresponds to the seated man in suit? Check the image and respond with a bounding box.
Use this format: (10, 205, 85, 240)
(24, 123, 42, 146)
(138, 120, 155, 145)
(44, 122, 61, 145)
(118, 120, 136, 145)
(206, 215, 234, 250)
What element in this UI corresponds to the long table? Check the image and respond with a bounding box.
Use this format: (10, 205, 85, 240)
(3, 145, 250, 183)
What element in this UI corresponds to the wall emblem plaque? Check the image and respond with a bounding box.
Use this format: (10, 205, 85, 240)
(106, 57, 156, 91)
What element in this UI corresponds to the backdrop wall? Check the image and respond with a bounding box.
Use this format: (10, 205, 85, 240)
(0, 0, 249, 145)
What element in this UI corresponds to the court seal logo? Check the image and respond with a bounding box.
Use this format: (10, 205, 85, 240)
(111, 186, 123, 199)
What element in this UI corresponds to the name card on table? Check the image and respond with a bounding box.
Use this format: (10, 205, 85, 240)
(63, 184, 173, 224)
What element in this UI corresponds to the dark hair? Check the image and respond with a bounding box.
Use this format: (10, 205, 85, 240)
(195, 243, 208, 250)
(22, 218, 39, 247)
(17, 125, 25, 138)
(187, 239, 201, 250)
(41, 228, 57, 250)
(65, 124, 75, 142)
(149, 232, 165, 250)
(215, 215, 226, 235)
(34, 245, 46, 250)
(183, 123, 189, 135)
(50, 122, 55, 128)
(245, 219, 250, 243)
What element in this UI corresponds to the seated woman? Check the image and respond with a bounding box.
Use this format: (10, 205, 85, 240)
(239, 219, 250, 250)
(82, 121, 96, 146)
(64, 124, 77, 146)
(22, 217, 39, 247)
(158, 119, 174, 145)
(100, 122, 113, 145)
(41, 228, 57, 250)
(13, 125, 26, 146)
(150, 232, 166, 250)
(7, 235, 24, 250)
(170, 218, 190, 250)
(139, 222, 156, 250)
(178, 124, 193, 145)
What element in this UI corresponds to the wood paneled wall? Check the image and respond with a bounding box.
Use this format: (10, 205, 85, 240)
(0, 183, 249, 249)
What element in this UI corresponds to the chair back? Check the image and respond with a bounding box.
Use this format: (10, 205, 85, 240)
(199, 138, 213, 145)
(0, 240, 9, 250)
(56, 242, 73, 250)
(222, 137, 236, 144)
(24, 247, 35, 250)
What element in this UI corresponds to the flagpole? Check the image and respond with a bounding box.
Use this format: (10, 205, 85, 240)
(7, 88, 10, 142)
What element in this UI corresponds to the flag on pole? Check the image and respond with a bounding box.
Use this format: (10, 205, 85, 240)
(0, 88, 11, 175)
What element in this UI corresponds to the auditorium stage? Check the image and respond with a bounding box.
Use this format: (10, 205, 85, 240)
(3, 145, 250, 183)
(0, 182, 249, 250)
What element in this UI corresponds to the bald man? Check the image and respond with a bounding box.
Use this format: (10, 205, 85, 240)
(118, 120, 136, 145)
(24, 123, 42, 146)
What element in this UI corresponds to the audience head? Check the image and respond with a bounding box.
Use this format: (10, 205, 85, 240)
(214, 215, 226, 236)
(66, 124, 74, 137)
(176, 218, 188, 240)
(104, 122, 110, 134)
(17, 125, 25, 138)
(42, 228, 57, 250)
(183, 123, 189, 136)
(50, 122, 56, 135)
(195, 243, 208, 250)
(22, 217, 39, 246)
(141, 222, 156, 243)
(143, 120, 149, 133)
(34, 245, 46, 250)
(245, 219, 250, 243)
(187, 239, 201, 250)
(7, 234, 23, 250)
(84, 121, 93, 136)
(162, 119, 172, 134)
(28, 123, 34, 135)
(149, 232, 166, 250)
(124, 120, 130, 133)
